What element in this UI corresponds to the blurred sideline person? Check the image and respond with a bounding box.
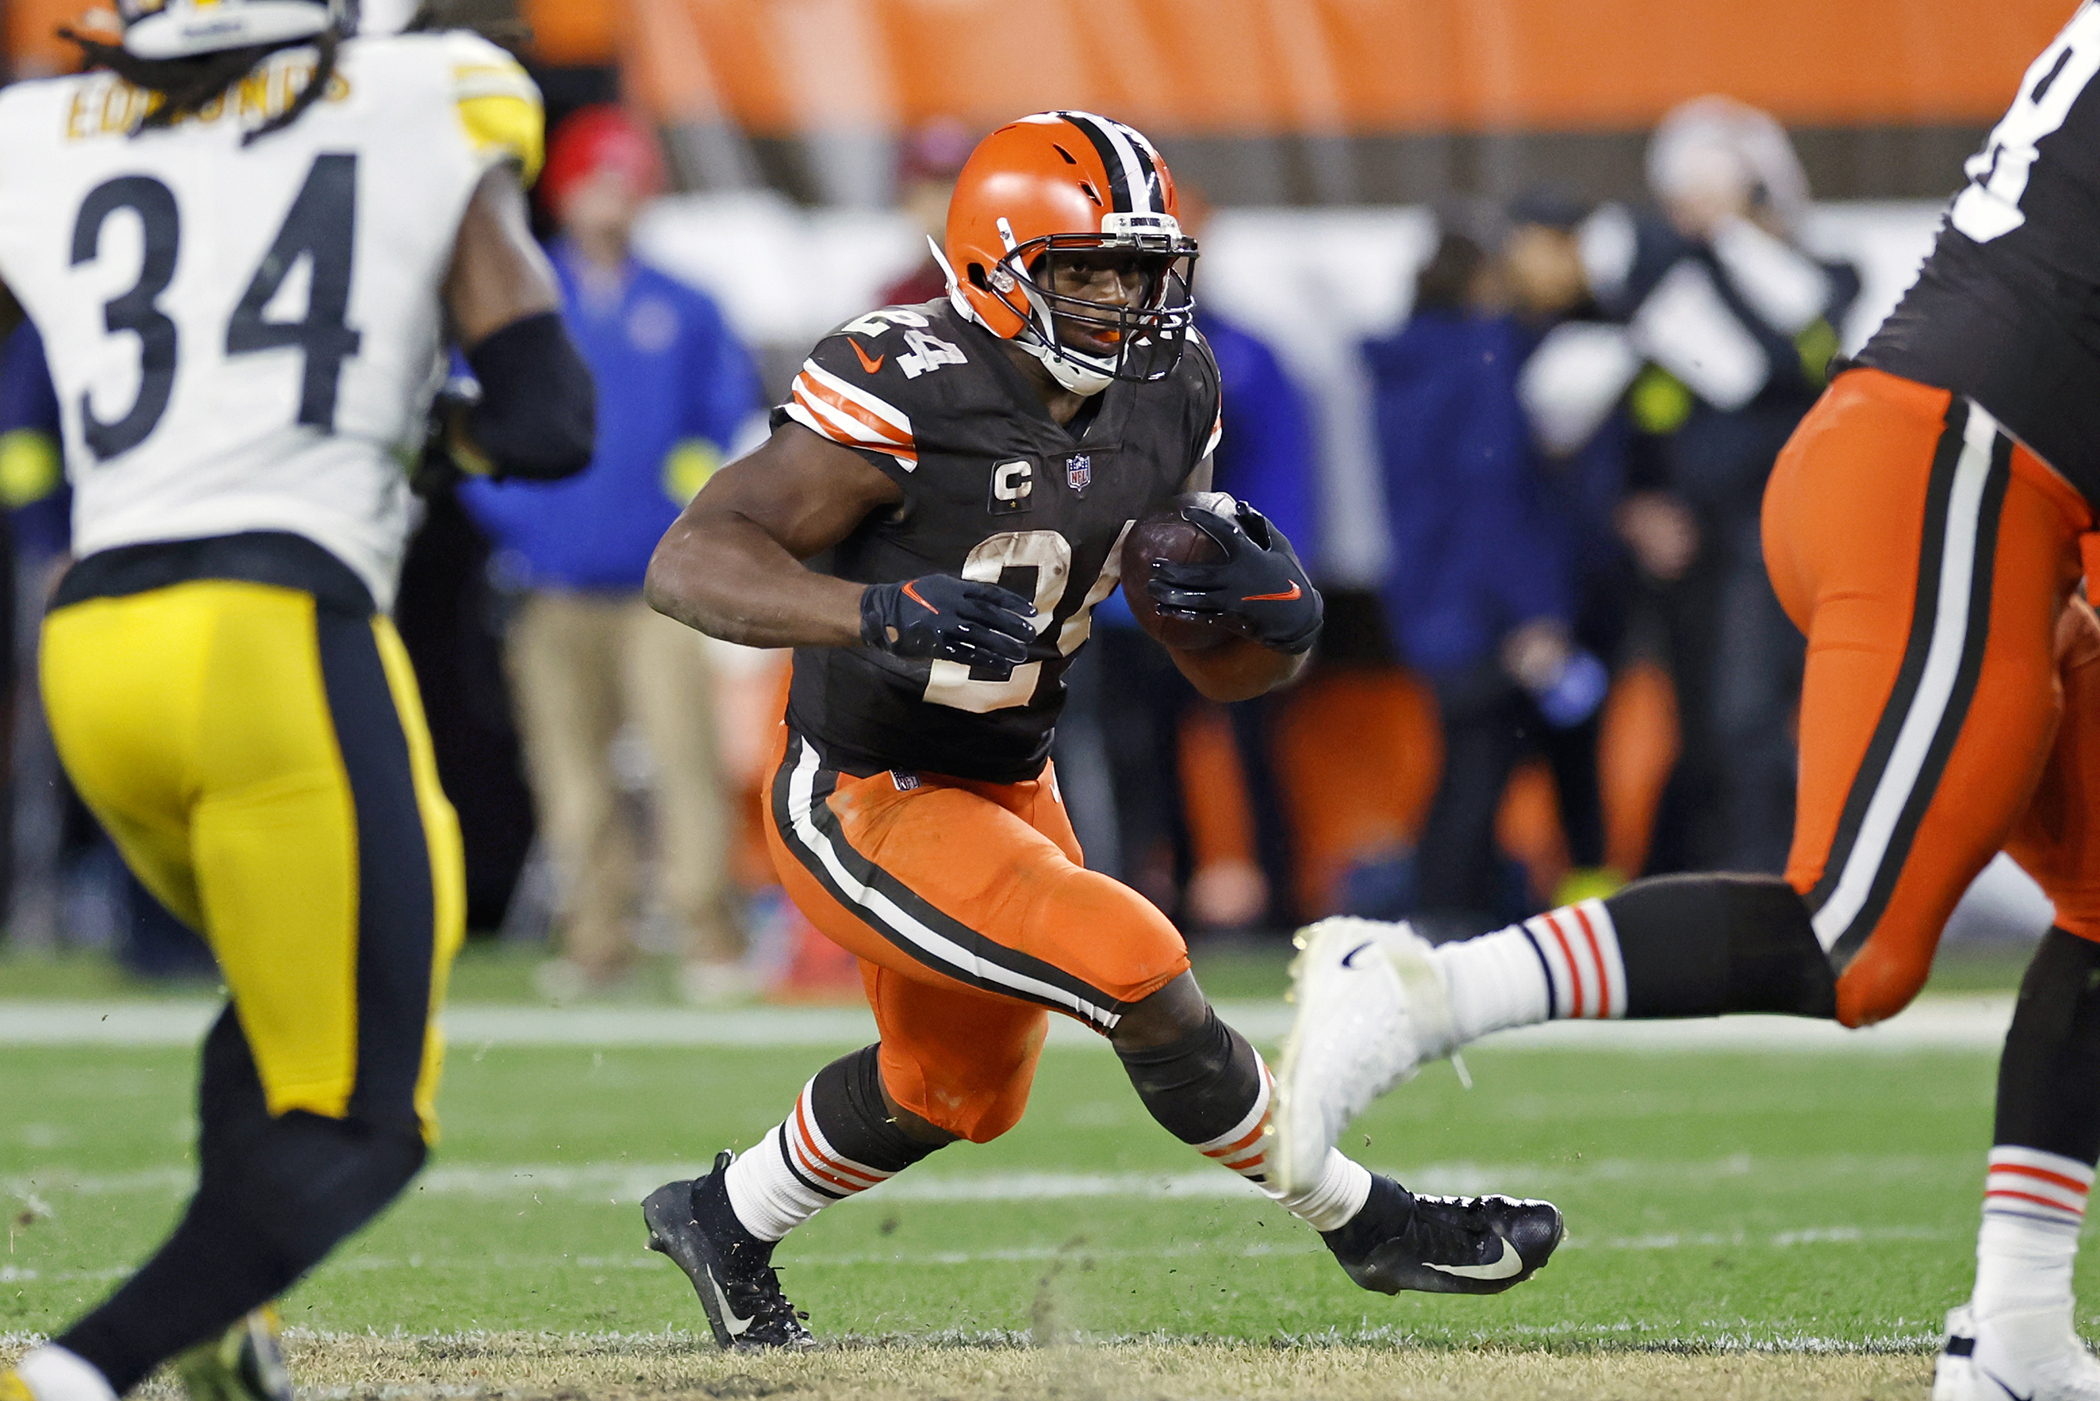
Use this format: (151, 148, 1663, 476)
(0, 323, 77, 951)
(1366, 228, 1609, 937)
(0, 1, 592, 1397)
(1500, 192, 1642, 886)
(1639, 99, 1858, 875)
(636, 112, 1562, 1349)
(1279, 13, 2100, 1400)
(0, 325, 213, 975)
(1523, 99, 1858, 874)
(876, 119, 975, 309)
(460, 106, 762, 1004)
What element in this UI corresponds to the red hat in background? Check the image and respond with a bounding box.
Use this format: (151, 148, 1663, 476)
(540, 105, 667, 215)
(896, 117, 975, 185)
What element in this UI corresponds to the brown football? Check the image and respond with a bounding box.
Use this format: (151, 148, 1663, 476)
(1121, 493, 1236, 653)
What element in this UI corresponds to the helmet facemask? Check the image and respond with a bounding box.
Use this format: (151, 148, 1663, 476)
(976, 214, 1199, 396)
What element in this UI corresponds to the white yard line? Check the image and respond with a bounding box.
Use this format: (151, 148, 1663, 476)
(7, 1153, 1969, 1208)
(0, 1221, 1964, 1294)
(0, 1223, 1963, 1291)
(0, 995, 2016, 1049)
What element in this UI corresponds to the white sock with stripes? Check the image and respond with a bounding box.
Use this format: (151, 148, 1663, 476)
(1197, 1061, 1372, 1231)
(1973, 1146, 2090, 1332)
(1433, 898, 1627, 1044)
(724, 1078, 906, 1242)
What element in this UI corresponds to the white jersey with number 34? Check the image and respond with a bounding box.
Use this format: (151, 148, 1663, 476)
(0, 31, 541, 607)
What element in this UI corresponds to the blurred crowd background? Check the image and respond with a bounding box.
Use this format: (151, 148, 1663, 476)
(0, 0, 2076, 996)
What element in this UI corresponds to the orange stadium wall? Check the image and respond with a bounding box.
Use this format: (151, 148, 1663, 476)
(4, 0, 84, 78)
(7, 0, 2069, 140)
(601, 0, 2071, 135)
(521, 0, 619, 65)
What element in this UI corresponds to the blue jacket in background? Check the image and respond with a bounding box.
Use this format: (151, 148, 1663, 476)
(1203, 310, 1317, 554)
(1097, 310, 1318, 630)
(460, 243, 759, 593)
(1365, 310, 1572, 678)
(0, 320, 72, 559)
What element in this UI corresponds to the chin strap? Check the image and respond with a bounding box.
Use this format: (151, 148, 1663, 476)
(1021, 337, 1113, 396)
(929, 236, 977, 326)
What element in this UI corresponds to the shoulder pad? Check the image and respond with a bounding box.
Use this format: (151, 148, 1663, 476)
(436, 31, 544, 185)
(781, 321, 926, 472)
(1186, 326, 1222, 380)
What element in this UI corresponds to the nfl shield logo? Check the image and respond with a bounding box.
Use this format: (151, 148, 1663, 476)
(1066, 454, 1093, 494)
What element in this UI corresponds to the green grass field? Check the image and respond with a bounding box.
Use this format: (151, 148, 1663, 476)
(0, 941, 2065, 1398)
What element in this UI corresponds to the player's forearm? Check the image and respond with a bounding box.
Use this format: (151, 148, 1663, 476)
(1168, 636, 1308, 703)
(646, 510, 864, 648)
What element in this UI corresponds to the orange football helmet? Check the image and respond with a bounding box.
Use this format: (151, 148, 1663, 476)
(939, 111, 1198, 395)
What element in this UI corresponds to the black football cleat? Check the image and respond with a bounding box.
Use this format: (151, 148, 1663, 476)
(643, 1151, 815, 1350)
(1322, 1173, 1564, 1295)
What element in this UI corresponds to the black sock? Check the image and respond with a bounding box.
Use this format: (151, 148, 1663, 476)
(56, 1012, 424, 1393)
(1994, 928, 2100, 1161)
(1603, 873, 1837, 1019)
(811, 1044, 944, 1170)
(1116, 1005, 1265, 1146)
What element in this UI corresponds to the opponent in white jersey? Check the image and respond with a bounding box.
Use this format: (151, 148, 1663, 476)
(0, 10, 567, 604)
(0, 3, 593, 1399)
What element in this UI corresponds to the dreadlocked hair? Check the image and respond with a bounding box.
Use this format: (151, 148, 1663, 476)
(242, 26, 340, 144)
(58, 24, 342, 145)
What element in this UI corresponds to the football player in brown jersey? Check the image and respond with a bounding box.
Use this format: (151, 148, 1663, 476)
(1275, 9, 2100, 1397)
(635, 111, 1565, 1348)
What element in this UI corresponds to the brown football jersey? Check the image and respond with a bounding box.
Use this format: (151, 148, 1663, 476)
(1860, 5, 2100, 500)
(772, 297, 1221, 783)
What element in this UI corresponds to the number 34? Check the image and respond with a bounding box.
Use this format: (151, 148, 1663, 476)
(70, 152, 362, 461)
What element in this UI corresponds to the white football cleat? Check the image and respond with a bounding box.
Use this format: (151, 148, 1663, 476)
(1934, 1304, 1978, 1400)
(1935, 1301, 2100, 1400)
(1270, 917, 1459, 1194)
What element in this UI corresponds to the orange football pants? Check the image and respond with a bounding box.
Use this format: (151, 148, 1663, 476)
(1768, 367, 2100, 1026)
(762, 724, 1190, 1142)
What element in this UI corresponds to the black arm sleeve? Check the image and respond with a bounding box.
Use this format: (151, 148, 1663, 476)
(463, 310, 596, 481)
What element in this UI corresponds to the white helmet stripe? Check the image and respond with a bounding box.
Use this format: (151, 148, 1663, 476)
(1116, 121, 1167, 211)
(1097, 119, 1157, 216)
(1058, 110, 1156, 216)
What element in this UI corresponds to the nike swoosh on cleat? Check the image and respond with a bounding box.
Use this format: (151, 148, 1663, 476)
(848, 339, 885, 374)
(705, 1264, 753, 1338)
(1340, 940, 1375, 969)
(1976, 1368, 2034, 1401)
(1242, 581, 1302, 602)
(1425, 1237, 1524, 1281)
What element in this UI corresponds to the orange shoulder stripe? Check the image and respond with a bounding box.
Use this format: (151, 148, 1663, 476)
(792, 378, 917, 457)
